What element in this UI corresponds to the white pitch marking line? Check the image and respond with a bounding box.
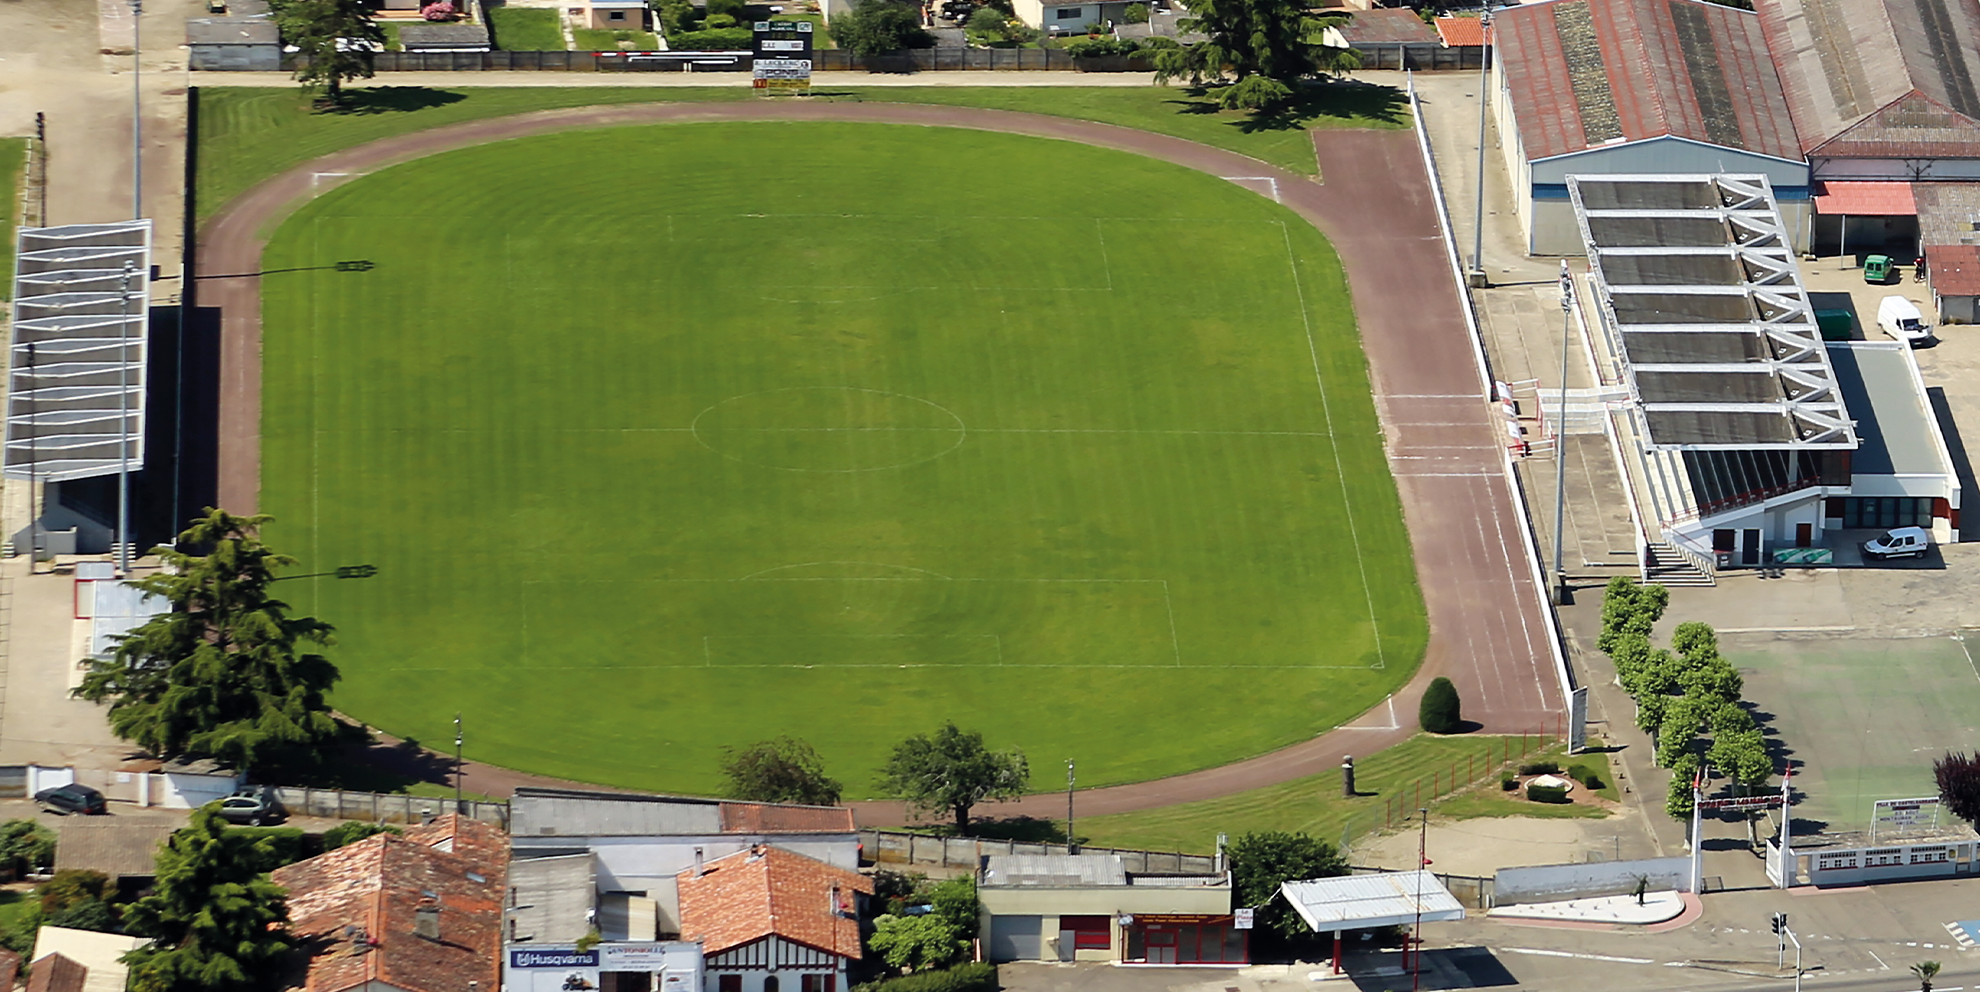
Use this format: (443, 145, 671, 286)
(1222, 176, 1282, 202)
(1503, 949, 1654, 965)
(1869, 951, 1890, 970)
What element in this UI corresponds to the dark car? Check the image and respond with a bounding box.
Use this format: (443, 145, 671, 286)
(34, 784, 106, 816)
(214, 788, 285, 826)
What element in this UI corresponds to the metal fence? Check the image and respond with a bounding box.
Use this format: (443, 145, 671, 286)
(860, 829, 1219, 874)
(269, 786, 511, 828)
(280, 47, 1106, 73)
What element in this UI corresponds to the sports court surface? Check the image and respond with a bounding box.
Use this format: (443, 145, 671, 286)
(253, 121, 1427, 794)
(1730, 633, 1980, 833)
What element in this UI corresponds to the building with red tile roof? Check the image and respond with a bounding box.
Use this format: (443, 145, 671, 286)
(677, 846, 872, 992)
(1432, 15, 1491, 48)
(272, 815, 508, 992)
(1490, 0, 1811, 253)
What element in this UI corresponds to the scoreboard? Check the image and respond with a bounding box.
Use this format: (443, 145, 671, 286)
(752, 20, 814, 94)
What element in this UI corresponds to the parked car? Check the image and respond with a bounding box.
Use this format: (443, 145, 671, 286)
(34, 784, 106, 816)
(1862, 526, 1931, 560)
(1877, 295, 1934, 347)
(214, 787, 286, 826)
(1864, 254, 1896, 284)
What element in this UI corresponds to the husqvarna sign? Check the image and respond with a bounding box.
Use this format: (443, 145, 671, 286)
(511, 950, 599, 969)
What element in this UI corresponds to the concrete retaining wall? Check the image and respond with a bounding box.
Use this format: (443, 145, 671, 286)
(1492, 857, 1691, 905)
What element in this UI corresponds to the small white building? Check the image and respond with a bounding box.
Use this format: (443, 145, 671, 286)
(1009, 0, 1139, 34)
(1492, 0, 1810, 255)
(976, 854, 1240, 965)
(677, 846, 871, 992)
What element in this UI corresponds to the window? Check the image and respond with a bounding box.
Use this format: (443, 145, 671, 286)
(1055, 7, 1082, 17)
(609, 9, 626, 18)
(719, 978, 742, 992)
(1062, 915, 1110, 950)
(1840, 497, 1934, 529)
(802, 977, 834, 992)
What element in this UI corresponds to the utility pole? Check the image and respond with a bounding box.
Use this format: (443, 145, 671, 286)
(118, 260, 135, 575)
(1065, 759, 1076, 854)
(1412, 807, 1428, 992)
(25, 342, 37, 571)
(1467, 4, 1494, 288)
(1550, 259, 1574, 605)
(130, 0, 142, 220)
(454, 712, 464, 812)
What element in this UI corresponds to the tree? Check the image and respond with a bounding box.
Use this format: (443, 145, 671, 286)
(1226, 831, 1346, 943)
(270, 0, 384, 106)
(1914, 961, 1942, 992)
(121, 805, 292, 992)
(870, 914, 971, 973)
(1597, 577, 1668, 654)
(877, 723, 1028, 835)
(1149, 0, 1357, 108)
(1707, 728, 1771, 789)
(720, 737, 843, 806)
(75, 509, 342, 778)
(0, 819, 55, 878)
(39, 868, 121, 935)
(1935, 752, 1980, 827)
(1678, 657, 1743, 705)
(1418, 677, 1461, 734)
(1670, 621, 1719, 663)
(828, 0, 932, 56)
(322, 821, 401, 850)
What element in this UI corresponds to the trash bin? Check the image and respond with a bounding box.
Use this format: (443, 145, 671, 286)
(1716, 551, 1733, 568)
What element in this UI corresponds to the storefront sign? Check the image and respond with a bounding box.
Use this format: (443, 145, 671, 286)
(599, 944, 675, 970)
(512, 950, 600, 969)
(1233, 909, 1254, 930)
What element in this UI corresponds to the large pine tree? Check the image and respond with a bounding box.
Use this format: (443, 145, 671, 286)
(1149, 0, 1359, 109)
(121, 805, 293, 992)
(75, 508, 341, 776)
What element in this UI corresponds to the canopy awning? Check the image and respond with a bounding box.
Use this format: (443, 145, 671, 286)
(1279, 871, 1467, 932)
(1814, 181, 1917, 216)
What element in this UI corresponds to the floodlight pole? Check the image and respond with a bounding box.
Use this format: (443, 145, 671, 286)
(26, 342, 38, 571)
(1467, 5, 1492, 288)
(1065, 759, 1076, 854)
(454, 712, 465, 812)
(1550, 260, 1573, 605)
(118, 260, 135, 575)
(1413, 807, 1427, 992)
(130, 0, 142, 221)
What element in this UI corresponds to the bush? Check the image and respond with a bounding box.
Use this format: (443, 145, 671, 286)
(1418, 677, 1461, 734)
(1525, 784, 1570, 804)
(1123, 1, 1148, 20)
(1568, 764, 1606, 791)
(965, 7, 1006, 32)
(705, 13, 738, 28)
(420, 0, 456, 19)
(853, 963, 998, 992)
(225, 826, 310, 870)
(1499, 774, 1517, 792)
(1517, 760, 1560, 776)
(323, 821, 402, 850)
(828, 0, 933, 55)
(0, 820, 56, 878)
(1062, 35, 1138, 57)
(37, 870, 109, 915)
(669, 26, 752, 47)
(706, 0, 747, 18)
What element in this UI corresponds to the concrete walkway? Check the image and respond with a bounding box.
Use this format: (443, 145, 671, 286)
(1488, 891, 1686, 926)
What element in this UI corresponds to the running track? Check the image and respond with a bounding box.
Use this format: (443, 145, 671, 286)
(194, 100, 1564, 819)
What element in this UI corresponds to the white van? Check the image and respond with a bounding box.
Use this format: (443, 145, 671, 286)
(1862, 526, 1931, 560)
(1877, 295, 1934, 346)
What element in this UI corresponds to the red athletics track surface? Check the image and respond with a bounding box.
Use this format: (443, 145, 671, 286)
(195, 101, 1564, 816)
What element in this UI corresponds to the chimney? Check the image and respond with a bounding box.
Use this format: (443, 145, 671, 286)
(414, 900, 440, 941)
(829, 884, 842, 918)
(695, 847, 704, 878)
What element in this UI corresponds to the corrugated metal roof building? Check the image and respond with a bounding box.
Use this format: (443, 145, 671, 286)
(1491, 0, 1811, 254)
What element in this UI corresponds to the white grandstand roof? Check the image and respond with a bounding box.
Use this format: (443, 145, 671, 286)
(6, 221, 151, 482)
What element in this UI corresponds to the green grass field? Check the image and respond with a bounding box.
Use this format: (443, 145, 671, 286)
(259, 121, 1422, 795)
(572, 28, 660, 50)
(192, 85, 1408, 222)
(1730, 633, 1980, 834)
(488, 7, 565, 50)
(0, 137, 25, 301)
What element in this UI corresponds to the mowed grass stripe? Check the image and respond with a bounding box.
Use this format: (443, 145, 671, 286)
(260, 122, 1421, 795)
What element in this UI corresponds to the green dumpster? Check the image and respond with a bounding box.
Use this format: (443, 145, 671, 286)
(1864, 254, 1895, 283)
(1815, 309, 1855, 340)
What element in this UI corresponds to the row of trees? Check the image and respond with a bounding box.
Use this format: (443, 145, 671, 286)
(722, 724, 1029, 835)
(1597, 578, 1772, 819)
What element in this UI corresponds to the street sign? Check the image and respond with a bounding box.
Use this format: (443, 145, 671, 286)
(1233, 908, 1254, 930)
(1695, 794, 1786, 812)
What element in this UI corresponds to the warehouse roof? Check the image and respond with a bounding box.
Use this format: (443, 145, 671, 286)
(1331, 8, 1439, 45)
(1827, 342, 1948, 476)
(1755, 0, 1980, 156)
(1280, 871, 1466, 932)
(1928, 245, 1980, 296)
(1570, 174, 1858, 451)
(1812, 181, 1916, 216)
(1495, 0, 1800, 163)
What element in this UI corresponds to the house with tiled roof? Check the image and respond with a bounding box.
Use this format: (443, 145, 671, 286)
(272, 814, 507, 992)
(677, 845, 873, 992)
(1490, 0, 1811, 253)
(509, 789, 858, 937)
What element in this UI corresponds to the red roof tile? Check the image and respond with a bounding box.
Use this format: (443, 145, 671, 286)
(1433, 16, 1491, 47)
(677, 846, 873, 960)
(1497, 0, 1800, 162)
(1813, 181, 1918, 215)
(719, 803, 855, 835)
(1928, 244, 1980, 296)
(272, 815, 508, 992)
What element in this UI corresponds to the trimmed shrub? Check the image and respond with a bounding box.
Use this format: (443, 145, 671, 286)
(1568, 764, 1606, 791)
(669, 26, 752, 47)
(1517, 760, 1559, 776)
(1063, 35, 1138, 56)
(1499, 774, 1517, 792)
(1418, 677, 1462, 734)
(1123, 2, 1148, 21)
(1525, 784, 1570, 804)
(853, 963, 998, 992)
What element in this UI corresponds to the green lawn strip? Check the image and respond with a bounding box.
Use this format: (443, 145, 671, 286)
(0, 889, 32, 932)
(194, 84, 1409, 223)
(259, 122, 1423, 796)
(1433, 789, 1611, 822)
(487, 6, 565, 50)
(0, 137, 25, 301)
(572, 28, 660, 50)
(1076, 735, 1525, 854)
(380, 22, 403, 51)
